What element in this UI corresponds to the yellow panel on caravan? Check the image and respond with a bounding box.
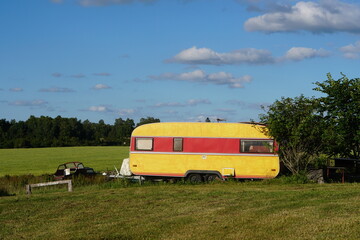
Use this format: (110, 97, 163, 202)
(131, 122, 267, 138)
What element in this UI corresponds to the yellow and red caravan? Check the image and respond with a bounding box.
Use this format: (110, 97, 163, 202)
(129, 122, 279, 181)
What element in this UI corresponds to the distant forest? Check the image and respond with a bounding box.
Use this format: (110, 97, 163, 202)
(0, 116, 160, 148)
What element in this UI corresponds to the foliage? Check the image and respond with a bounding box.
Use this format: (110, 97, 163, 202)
(260, 73, 360, 173)
(270, 173, 310, 184)
(0, 174, 53, 196)
(0, 116, 159, 148)
(314, 73, 360, 158)
(259, 95, 324, 174)
(136, 116, 161, 127)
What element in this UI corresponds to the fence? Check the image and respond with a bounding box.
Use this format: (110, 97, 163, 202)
(26, 180, 72, 194)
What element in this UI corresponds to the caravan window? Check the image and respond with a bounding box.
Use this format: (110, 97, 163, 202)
(241, 140, 274, 153)
(135, 138, 153, 151)
(173, 138, 183, 152)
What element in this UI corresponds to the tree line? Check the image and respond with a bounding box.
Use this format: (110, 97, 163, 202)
(260, 73, 360, 174)
(0, 116, 160, 148)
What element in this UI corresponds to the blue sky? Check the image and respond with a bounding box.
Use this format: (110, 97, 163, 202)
(1, 0, 360, 124)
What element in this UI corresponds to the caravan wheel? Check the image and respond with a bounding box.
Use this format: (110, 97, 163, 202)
(187, 174, 203, 183)
(205, 174, 221, 182)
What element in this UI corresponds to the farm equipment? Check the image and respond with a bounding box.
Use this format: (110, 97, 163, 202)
(54, 161, 97, 180)
(326, 158, 360, 183)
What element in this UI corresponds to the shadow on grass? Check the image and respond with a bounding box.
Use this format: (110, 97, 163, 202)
(0, 188, 15, 197)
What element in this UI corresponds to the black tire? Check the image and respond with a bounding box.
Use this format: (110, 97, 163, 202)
(187, 174, 203, 183)
(205, 174, 220, 182)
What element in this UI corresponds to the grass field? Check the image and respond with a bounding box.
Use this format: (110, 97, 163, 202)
(2, 147, 360, 239)
(0, 146, 129, 176)
(1, 181, 360, 240)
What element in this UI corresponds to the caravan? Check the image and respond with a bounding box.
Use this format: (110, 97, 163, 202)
(127, 122, 279, 182)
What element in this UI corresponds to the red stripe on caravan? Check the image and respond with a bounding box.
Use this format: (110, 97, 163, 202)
(154, 137, 173, 152)
(131, 137, 242, 154)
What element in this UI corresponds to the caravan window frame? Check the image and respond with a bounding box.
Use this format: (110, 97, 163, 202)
(240, 139, 274, 153)
(173, 138, 183, 152)
(135, 138, 154, 151)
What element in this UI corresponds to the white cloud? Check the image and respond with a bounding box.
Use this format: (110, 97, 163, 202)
(92, 84, 112, 90)
(175, 69, 206, 81)
(86, 105, 135, 116)
(244, 0, 360, 33)
(187, 99, 211, 106)
(39, 87, 75, 92)
(284, 47, 330, 61)
(149, 69, 252, 88)
(9, 88, 23, 92)
(88, 105, 112, 112)
(168, 46, 329, 65)
(340, 41, 360, 59)
(9, 100, 48, 107)
(167, 46, 275, 65)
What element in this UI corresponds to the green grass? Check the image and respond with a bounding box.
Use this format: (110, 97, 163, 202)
(1, 182, 360, 240)
(2, 147, 360, 239)
(0, 146, 129, 176)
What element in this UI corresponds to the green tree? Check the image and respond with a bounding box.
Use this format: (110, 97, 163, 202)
(94, 120, 111, 145)
(314, 73, 360, 158)
(108, 118, 135, 145)
(25, 115, 55, 147)
(259, 95, 324, 174)
(136, 117, 160, 127)
(8, 120, 29, 148)
(82, 120, 96, 145)
(0, 119, 12, 148)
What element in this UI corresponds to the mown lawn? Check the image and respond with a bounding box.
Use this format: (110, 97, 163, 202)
(1, 181, 360, 240)
(0, 146, 129, 176)
(2, 147, 360, 239)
